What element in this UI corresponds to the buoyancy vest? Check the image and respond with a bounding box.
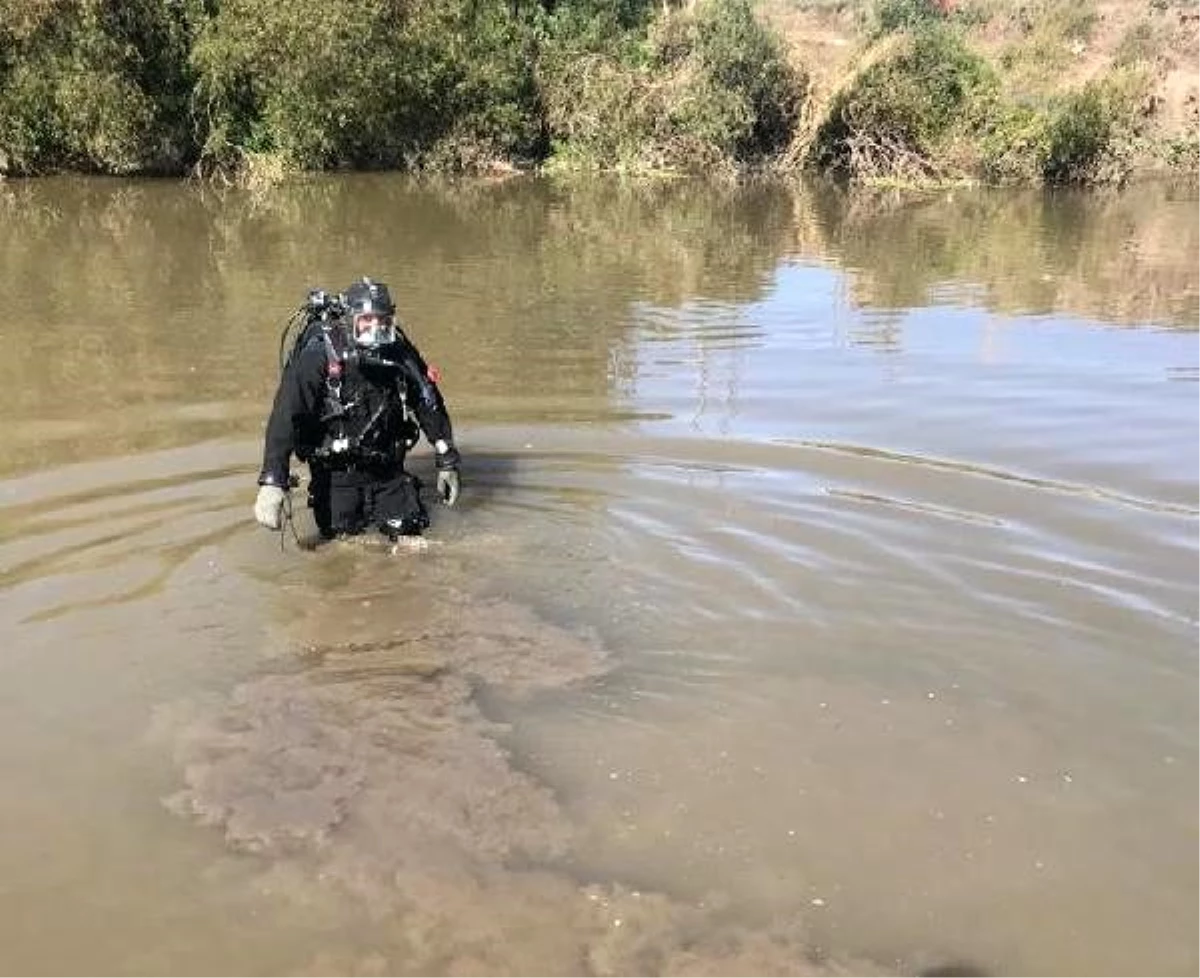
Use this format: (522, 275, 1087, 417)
(311, 330, 418, 468)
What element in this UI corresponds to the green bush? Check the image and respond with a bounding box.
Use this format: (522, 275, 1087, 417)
(0, 0, 1166, 184)
(975, 97, 1052, 183)
(540, 0, 655, 52)
(0, 0, 196, 175)
(540, 0, 803, 172)
(684, 0, 803, 157)
(1041, 83, 1118, 183)
(812, 25, 996, 180)
(190, 0, 545, 173)
(864, 0, 946, 40)
(975, 73, 1145, 185)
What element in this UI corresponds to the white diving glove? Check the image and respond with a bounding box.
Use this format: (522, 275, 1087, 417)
(436, 468, 460, 507)
(434, 438, 461, 507)
(254, 485, 287, 530)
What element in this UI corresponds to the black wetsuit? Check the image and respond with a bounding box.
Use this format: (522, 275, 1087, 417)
(258, 329, 459, 537)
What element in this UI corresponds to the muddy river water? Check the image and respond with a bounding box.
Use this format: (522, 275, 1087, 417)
(0, 175, 1196, 976)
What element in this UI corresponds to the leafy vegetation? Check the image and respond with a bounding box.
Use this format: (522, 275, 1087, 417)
(541, 0, 803, 172)
(0, 0, 197, 174)
(189, 0, 546, 174)
(811, 25, 996, 181)
(862, 0, 948, 40)
(0, 0, 1190, 184)
(806, 0, 1169, 186)
(0, 0, 799, 177)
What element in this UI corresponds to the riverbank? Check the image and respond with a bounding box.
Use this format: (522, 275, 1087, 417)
(0, 0, 1195, 185)
(765, 0, 1200, 184)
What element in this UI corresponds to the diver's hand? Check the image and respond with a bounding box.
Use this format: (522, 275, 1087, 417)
(254, 485, 287, 530)
(434, 439, 461, 506)
(436, 467, 460, 507)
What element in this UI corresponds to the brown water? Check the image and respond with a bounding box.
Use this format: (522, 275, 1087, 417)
(0, 175, 1196, 977)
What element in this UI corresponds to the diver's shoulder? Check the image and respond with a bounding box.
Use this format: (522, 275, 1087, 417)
(284, 339, 333, 380)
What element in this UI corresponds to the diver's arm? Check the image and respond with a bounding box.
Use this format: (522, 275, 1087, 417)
(395, 340, 459, 467)
(258, 346, 326, 486)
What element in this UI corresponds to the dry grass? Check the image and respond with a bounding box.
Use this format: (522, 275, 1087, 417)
(756, 0, 1199, 168)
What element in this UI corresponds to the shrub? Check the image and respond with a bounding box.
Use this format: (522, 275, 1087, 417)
(975, 71, 1148, 185)
(683, 0, 803, 157)
(812, 25, 995, 181)
(974, 96, 1052, 183)
(540, 0, 804, 172)
(0, 0, 196, 175)
(190, 0, 543, 174)
(864, 0, 948, 40)
(540, 0, 656, 51)
(1041, 82, 1123, 183)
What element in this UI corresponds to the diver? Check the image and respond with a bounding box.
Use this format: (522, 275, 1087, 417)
(253, 277, 461, 541)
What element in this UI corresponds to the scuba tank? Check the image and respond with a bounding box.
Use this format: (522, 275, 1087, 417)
(277, 288, 346, 373)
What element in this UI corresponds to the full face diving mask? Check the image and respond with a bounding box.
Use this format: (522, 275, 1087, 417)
(351, 309, 396, 348)
(343, 277, 398, 348)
